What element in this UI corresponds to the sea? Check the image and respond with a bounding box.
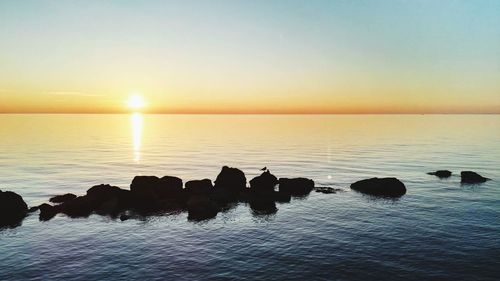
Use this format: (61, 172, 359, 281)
(0, 114, 499, 280)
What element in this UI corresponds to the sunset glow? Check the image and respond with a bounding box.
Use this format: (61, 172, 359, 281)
(127, 95, 146, 110)
(0, 1, 499, 114)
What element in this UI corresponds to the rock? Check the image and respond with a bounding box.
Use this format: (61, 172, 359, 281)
(248, 191, 278, 214)
(39, 203, 59, 221)
(59, 196, 94, 218)
(130, 175, 183, 199)
(350, 177, 406, 197)
(249, 171, 278, 192)
(279, 178, 314, 196)
(187, 195, 219, 221)
(272, 191, 291, 203)
(427, 170, 452, 178)
(0, 190, 28, 227)
(28, 206, 40, 212)
(314, 187, 342, 194)
(49, 193, 77, 203)
(214, 166, 247, 194)
(184, 179, 214, 197)
(120, 214, 131, 221)
(461, 171, 490, 184)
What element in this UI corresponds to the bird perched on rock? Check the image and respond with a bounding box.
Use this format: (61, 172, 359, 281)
(260, 167, 267, 171)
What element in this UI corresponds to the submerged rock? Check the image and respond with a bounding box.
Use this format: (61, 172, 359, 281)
(249, 171, 278, 192)
(427, 170, 452, 178)
(0, 190, 28, 227)
(350, 177, 406, 197)
(279, 178, 314, 196)
(461, 171, 490, 184)
(49, 193, 77, 203)
(214, 166, 247, 194)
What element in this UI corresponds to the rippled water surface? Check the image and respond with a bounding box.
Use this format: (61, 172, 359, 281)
(0, 114, 499, 280)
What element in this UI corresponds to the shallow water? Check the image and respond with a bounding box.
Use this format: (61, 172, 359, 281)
(0, 114, 499, 280)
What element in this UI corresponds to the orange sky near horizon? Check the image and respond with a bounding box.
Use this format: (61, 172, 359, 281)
(1, 1, 499, 114)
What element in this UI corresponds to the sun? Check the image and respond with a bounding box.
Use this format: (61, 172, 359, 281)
(127, 94, 146, 110)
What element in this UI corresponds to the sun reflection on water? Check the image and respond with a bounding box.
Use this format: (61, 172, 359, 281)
(131, 113, 143, 162)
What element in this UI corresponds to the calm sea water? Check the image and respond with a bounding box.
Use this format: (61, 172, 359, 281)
(0, 114, 499, 281)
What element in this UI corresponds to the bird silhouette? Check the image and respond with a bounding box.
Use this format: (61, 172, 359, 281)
(261, 167, 267, 171)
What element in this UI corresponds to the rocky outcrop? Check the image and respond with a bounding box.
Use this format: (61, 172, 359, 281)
(461, 171, 490, 184)
(23, 167, 323, 225)
(130, 176, 183, 199)
(187, 195, 219, 221)
(214, 166, 247, 193)
(279, 178, 314, 196)
(249, 171, 278, 192)
(427, 170, 452, 178)
(0, 190, 28, 227)
(49, 193, 77, 203)
(184, 179, 214, 197)
(350, 177, 406, 197)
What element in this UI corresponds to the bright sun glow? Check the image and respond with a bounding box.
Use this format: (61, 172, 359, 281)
(127, 94, 146, 110)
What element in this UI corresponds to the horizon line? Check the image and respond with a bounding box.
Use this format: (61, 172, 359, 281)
(1, 112, 499, 115)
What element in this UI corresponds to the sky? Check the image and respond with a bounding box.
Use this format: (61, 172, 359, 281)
(0, 0, 499, 114)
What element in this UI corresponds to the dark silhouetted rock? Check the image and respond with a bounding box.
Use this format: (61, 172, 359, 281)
(427, 170, 452, 178)
(130, 175, 183, 199)
(120, 214, 131, 221)
(0, 190, 28, 227)
(461, 171, 490, 184)
(187, 195, 219, 221)
(248, 191, 278, 214)
(28, 206, 40, 212)
(59, 196, 94, 218)
(249, 171, 278, 192)
(350, 177, 406, 197)
(279, 178, 314, 196)
(49, 193, 77, 203)
(315, 187, 342, 194)
(272, 191, 291, 203)
(39, 203, 58, 221)
(184, 179, 214, 197)
(214, 166, 247, 194)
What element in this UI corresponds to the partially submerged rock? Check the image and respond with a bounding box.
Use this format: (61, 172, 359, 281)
(279, 178, 314, 196)
(184, 179, 214, 197)
(350, 177, 406, 197)
(427, 170, 452, 178)
(214, 166, 246, 194)
(187, 195, 219, 221)
(0, 190, 28, 227)
(249, 171, 278, 192)
(21, 167, 335, 225)
(130, 176, 183, 199)
(461, 171, 490, 184)
(49, 193, 77, 203)
(314, 187, 343, 194)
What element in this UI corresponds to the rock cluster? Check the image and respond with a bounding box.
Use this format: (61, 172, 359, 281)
(35, 166, 317, 222)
